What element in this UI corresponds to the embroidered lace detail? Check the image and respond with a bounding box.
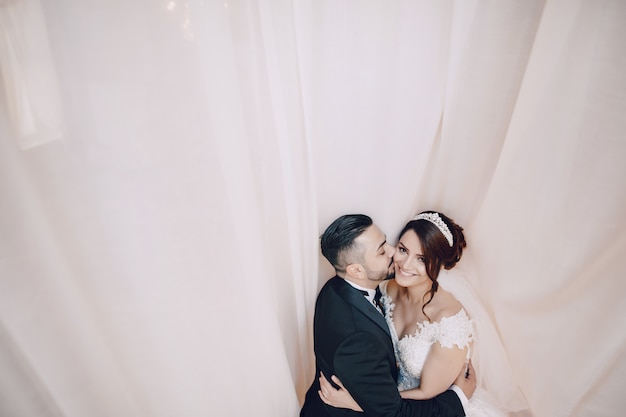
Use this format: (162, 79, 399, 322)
(379, 281, 474, 391)
(379, 278, 513, 417)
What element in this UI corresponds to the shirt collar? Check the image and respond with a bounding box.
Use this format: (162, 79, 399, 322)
(344, 279, 376, 300)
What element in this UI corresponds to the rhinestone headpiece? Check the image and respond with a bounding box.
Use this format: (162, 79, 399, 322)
(412, 212, 453, 247)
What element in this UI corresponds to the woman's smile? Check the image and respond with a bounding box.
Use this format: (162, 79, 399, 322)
(396, 265, 416, 277)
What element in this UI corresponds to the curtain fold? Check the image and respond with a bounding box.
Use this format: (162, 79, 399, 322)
(0, 0, 624, 416)
(469, 2, 626, 416)
(0, 0, 63, 148)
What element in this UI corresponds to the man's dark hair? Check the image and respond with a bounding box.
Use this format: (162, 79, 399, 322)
(320, 214, 372, 272)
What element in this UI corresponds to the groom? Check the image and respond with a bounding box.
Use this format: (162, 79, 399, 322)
(300, 214, 475, 417)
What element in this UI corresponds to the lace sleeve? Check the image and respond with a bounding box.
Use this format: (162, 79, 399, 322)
(438, 269, 528, 413)
(436, 309, 474, 350)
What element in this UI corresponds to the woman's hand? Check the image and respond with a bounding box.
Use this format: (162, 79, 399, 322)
(317, 373, 363, 412)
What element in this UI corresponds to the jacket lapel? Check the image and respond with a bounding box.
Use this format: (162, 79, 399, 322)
(332, 277, 390, 337)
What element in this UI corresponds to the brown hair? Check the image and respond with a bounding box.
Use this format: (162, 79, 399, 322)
(399, 211, 466, 321)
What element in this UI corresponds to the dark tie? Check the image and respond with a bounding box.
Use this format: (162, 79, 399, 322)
(358, 289, 369, 297)
(374, 286, 383, 311)
(359, 288, 383, 313)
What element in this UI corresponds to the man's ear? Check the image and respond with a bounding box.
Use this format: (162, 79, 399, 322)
(345, 263, 363, 279)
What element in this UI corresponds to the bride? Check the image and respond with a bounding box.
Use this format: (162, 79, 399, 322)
(319, 211, 527, 416)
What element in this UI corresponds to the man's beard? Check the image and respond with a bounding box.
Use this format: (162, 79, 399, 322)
(385, 261, 395, 280)
(368, 261, 395, 282)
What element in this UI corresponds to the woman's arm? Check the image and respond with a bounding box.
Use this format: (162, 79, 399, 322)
(318, 373, 363, 411)
(318, 345, 467, 407)
(399, 343, 468, 400)
(319, 338, 470, 406)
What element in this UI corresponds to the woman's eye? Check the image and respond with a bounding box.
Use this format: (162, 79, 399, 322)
(399, 247, 407, 253)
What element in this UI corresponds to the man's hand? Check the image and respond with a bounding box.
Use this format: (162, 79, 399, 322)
(454, 360, 476, 400)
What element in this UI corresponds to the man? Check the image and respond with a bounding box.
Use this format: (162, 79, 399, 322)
(300, 214, 475, 417)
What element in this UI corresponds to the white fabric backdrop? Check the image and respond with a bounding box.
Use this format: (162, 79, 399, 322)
(1, 0, 624, 416)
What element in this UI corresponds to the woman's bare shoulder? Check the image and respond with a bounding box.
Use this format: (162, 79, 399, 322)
(430, 288, 464, 321)
(384, 279, 399, 297)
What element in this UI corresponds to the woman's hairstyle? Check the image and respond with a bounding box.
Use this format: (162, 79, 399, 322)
(400, 210, 466, 320)
(320, 214, 372, 272)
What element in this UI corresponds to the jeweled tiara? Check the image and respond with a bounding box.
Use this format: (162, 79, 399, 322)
(412, 212, 453, 247)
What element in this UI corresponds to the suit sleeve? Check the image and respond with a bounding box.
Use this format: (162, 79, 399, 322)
(333, 332, 465, 417)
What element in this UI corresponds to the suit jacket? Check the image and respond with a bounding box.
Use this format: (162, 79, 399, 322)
(300, 276, 465, 417)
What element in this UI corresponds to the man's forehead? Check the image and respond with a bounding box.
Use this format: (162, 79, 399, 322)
(358, 224, 386, 248)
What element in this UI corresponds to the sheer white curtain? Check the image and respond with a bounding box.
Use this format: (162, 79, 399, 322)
(1, 1, 624, 417)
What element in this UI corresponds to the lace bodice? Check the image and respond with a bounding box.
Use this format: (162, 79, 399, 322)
(379, 281, 474, 392)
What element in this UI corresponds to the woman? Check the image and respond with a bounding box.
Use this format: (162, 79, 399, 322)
(319, 211, 525, 416)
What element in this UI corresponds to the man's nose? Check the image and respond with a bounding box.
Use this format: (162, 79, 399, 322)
(386, 243, 396, 257)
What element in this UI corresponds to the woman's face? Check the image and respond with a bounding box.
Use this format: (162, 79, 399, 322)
(393, 229, 430, 287)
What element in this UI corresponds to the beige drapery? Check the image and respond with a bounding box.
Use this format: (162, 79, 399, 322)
(1, 1, 624, 416)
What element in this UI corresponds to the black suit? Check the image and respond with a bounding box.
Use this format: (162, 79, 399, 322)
(300, 276, 465, 417)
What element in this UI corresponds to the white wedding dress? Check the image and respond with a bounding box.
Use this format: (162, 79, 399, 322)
(379, 276, 522, 417)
